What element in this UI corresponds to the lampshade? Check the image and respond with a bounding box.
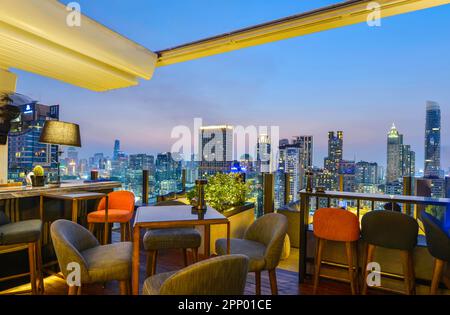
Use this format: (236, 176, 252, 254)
(39, 121, 81, 147)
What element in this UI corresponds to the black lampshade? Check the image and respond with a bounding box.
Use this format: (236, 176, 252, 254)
(39, 121, 81, 147)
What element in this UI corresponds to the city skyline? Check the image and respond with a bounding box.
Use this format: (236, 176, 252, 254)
(14, 1, 450, 168)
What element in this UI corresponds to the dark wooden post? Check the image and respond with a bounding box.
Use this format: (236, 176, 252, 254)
(142, 170, 149, 205)
(403, 176, 412, 216)
(181, 169, 186, 192)
(284, 172, 291, 206)
(263, 173, 274, 214)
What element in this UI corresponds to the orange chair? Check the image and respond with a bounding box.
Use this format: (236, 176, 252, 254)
(313, 208, 360, 295)
(87, 191, 135, 243)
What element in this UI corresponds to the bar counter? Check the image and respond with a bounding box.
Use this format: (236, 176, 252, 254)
(0, 180, 122, 200)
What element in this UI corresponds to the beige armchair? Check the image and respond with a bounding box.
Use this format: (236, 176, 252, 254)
(215, 213, 288, 295)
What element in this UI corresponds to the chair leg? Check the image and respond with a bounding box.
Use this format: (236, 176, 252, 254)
(77, 286, 82, 295)
(183, 249, 189, 266)
(127, 222, 132, 241)
(192, 248, 199, 263)
(362, 244, 376, 295)
(430, 259, 445, 295)
(408, 251, 416, 295)
(255, 271, 261, 295)
(28, 242, 37, 295)
(68, 285, 79, 295)
(88, 223, 95, 234)
(119, 280, 128, 295)
(345, 241, 357, 295)
(268, 269, 278, 295)
(36, 241, 44, 294)
(146, 250, 158, 277)
(401, 250, 412, 295)
(313, 238, 325, 295)
(120, 224, 126, 242)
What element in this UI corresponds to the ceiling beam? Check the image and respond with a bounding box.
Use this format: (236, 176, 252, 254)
(156, 0, 450, 67)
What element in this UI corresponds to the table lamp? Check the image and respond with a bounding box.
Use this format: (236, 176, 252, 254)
(39, 120, 81, 186)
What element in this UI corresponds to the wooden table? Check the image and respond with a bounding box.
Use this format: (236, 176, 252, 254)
(132, 205, 230, 295)
(40, 191, 109, 242)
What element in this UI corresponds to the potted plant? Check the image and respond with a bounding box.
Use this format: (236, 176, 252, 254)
(31, 165, 46, 187)
(188, 173, 255, 254)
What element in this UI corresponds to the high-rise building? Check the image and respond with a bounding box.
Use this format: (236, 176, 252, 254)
(8, 102, 59, 180)
(324, 131, 343, 190)
(278, 136, 313, 202)
(424, 101, 441, 178)
(113, 139, 120, 161)
(155, 152, 182, 194)
(386, 124, 402, 183)
(198, 125, 233, 177)
(256, 134, 271, 173)
(386, 124, 415, 185)
(355, 161, 378, 192)
(338, 160, 356, 192)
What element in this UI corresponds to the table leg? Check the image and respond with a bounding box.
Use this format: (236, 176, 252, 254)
(103, 196, 109, 245)
(299, 194, 310, 283)
(204, 225, 211, 258)
(71, 199, 78, 223)
(132, 225, 140, 295)
(226, 221, 231, 255)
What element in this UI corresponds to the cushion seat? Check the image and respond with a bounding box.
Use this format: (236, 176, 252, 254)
(87, 209, 133, 223)
(143, 228, 201, 251)
(215, 238, 266, 272)
(0, 219, 42, 245)
(142, 271, 176, 295)
(81, 241, 132, 282)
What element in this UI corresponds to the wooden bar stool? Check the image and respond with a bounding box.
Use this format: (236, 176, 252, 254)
(0, 211, 44, 295)
(361, 210, 418, 295)
(420, 211, 450, 295)
(312, 208, 361, 295)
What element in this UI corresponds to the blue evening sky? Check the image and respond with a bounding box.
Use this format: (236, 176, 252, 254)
(15, 0, 450, 170)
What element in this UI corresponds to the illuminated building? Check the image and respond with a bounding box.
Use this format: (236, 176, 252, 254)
(424, 101, 441, 178)
(198, 125, 233, 177)
(7, 103, 59, 180)
(324, 131, 343, 190)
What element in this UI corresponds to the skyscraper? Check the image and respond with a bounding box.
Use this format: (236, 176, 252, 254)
(198, 125, 233, 177)
(278, 136, 313, 202)
(386, 124, 403, 183)
(113, 139, 120, 161)
(8, 102, 59, 180)
(424, 101, 441, 178)
(355, 161, 378, 193)
(324, 131, 343, 190)
(256, 134, 271, 173)
(386, 124, 416, 185)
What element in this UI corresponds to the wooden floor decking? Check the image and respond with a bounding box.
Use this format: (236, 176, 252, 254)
(2, 230, 389, 295)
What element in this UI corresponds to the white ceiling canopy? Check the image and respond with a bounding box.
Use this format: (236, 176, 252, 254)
(0, 0, 157, 91)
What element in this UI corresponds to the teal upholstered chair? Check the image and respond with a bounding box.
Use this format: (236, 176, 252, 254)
(0, 210, 43, 295)
(143, 201, 201, 277)
(50, 219, 132, 295)
(420, 212, 450, 295)
(361, 210, 419, 295)
(142, 255, 249, 295)
(215, 213, 288, 295)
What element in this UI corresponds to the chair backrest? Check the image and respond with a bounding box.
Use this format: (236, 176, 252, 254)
(0, 211, 10, 226)
(97, 191, 135, 212)
(155, 200, 186, 206)
(420, 212, 450, 262)
(160, 255, 249, 295)
(50, 220, 99, 282)
(244, 213, 288, 270)
(313, 208, 360, 242)
(361, 210, 418, 250)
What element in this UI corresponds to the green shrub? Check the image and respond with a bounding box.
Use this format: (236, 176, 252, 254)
(188, 173, 250, 212)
